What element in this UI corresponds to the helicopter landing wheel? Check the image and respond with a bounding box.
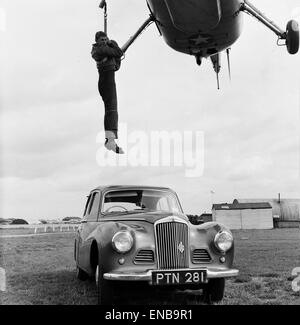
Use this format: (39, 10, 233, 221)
(286, 20, 299, 55)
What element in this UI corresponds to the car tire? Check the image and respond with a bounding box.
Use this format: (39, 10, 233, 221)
(96, 264, 114, 305)
(76, 265, 89, 281)
(203, 278, 225, 303)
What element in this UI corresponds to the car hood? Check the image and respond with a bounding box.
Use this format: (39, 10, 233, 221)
(101, 211, 189, 224)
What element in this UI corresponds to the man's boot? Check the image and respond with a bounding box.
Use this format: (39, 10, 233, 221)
(104, 131, 124, 154)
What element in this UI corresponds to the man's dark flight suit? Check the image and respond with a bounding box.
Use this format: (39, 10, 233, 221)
(91, 40, 123, 139)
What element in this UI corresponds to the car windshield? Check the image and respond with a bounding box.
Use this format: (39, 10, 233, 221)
(102, 189, 182, 214)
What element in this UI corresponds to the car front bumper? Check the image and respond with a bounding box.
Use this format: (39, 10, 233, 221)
(103, 268, 239, 283)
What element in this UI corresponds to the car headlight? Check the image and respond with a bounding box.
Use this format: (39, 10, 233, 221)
(112, 231, 134, 253)
(214, 230, 233, 252)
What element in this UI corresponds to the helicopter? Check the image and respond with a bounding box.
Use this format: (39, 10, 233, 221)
(99, 0, 299, 88)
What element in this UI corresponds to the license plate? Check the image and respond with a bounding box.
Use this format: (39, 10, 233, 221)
(152, 269, 207, 285)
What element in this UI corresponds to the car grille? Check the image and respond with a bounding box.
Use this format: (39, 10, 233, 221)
(155, 221, 189, 269)
(134, 250, 154, 264)
(192, 249, 212, 263)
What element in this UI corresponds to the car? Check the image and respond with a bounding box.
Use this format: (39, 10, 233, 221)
(74, 185, 239, 304)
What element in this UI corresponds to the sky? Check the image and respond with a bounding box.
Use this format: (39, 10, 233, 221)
(0, 0, 300, 223)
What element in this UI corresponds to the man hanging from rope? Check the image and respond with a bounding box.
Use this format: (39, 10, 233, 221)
(91, 31, 124, 154)
(92, 1, 154, 154)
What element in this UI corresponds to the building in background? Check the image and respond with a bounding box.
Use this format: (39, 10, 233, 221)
(212, 202, 273, 230)
(234, 196, 300, 228)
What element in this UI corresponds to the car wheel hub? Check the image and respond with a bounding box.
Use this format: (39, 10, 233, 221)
(96, 266, 99, 286)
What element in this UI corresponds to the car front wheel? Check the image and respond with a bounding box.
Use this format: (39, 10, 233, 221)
(203, 278, 225, 303)
(96, 264, 115, 305)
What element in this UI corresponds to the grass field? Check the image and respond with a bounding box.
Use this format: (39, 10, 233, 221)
(0, 228, 299, 305)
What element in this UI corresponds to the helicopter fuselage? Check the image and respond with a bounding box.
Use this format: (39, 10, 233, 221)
(146, 0, 244, 58)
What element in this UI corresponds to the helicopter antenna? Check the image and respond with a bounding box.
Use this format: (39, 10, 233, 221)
(210, 53, 221, 90)
(226, 48, 231, 81)
(216, 71, 220, 90)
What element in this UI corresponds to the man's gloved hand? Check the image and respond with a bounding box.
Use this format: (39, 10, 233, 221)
(109, 40, 119, 48)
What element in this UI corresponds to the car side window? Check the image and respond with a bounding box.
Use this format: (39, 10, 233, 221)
(83, 195, 91, 217)
(87, 192, 100, 221)
(88, 194, 95, 215)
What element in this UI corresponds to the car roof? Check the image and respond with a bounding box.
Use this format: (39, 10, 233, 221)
(91, 185, 175, 193)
